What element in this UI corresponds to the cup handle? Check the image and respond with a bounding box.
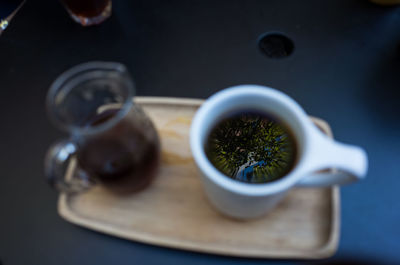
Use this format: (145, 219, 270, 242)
(296, 128, 368, 187)
(45, 139, 94, 193)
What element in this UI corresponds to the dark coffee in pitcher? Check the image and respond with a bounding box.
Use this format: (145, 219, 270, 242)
(77, 107, 160, 194)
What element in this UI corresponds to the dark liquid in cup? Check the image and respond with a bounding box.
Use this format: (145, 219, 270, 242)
(77, 108, 160, 194)
(205, 111, 297, 184)
(61, 0, 110, 17)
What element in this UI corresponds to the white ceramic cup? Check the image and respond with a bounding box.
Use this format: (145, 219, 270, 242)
(190, 85, 368, 219)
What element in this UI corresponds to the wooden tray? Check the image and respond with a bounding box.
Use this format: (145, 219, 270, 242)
(58, 97, 340, 259)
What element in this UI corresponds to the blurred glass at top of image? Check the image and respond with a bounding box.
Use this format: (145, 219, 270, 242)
(59, 0, 111, 26)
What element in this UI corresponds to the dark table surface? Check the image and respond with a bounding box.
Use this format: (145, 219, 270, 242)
(1, 0, 399, 264)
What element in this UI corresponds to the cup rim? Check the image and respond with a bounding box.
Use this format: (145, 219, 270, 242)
(190, 85, 312, 196)
(46, 61, 134, 136)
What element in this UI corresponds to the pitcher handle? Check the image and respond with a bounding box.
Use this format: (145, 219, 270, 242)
(45, 139, 94, 193)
